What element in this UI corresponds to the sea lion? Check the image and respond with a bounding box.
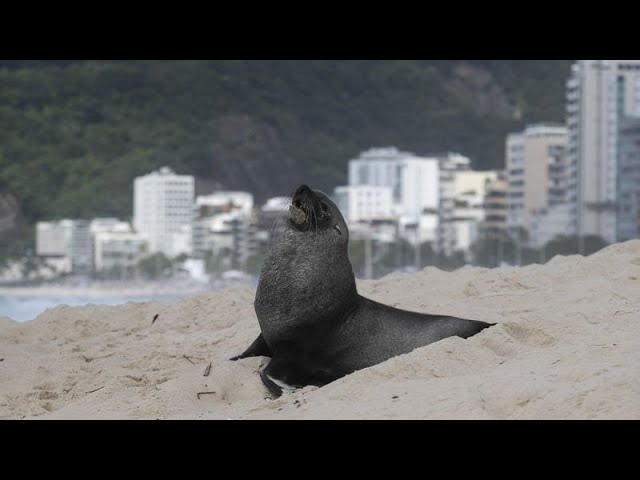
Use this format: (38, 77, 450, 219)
(231, 184, 494, 397)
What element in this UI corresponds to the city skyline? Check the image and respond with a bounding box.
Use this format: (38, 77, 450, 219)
(9, 59, 640, 284)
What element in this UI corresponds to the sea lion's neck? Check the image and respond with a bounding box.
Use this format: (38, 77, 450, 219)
(255, 229, 358, 345)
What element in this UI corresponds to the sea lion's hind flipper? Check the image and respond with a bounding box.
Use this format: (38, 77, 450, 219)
(230, 333, 272, 361)
(457, 320, 495, 339)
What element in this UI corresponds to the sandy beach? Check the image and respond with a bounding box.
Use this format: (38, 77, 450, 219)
(1, 239, 639, 419)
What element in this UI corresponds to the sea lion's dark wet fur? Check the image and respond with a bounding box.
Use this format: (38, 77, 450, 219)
(231, 185, 494, 397)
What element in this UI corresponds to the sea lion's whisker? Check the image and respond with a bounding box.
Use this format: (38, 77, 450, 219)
(267, 197, 289, 252)
(313, 208, 319, 249)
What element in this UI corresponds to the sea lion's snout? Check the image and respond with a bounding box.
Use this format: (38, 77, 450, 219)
(289, 203, 307, 224)
(290, 184, 314, 225)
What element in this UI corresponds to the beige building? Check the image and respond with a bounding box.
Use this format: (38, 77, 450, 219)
(506, 124, 568, 243)
(455, 170, 501, 200)
(452, 170, 502, 253)
(89, 219, 150, 273)
(94, 231, 149, 273)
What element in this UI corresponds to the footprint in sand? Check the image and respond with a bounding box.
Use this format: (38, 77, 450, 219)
(501, 321, 557, 347)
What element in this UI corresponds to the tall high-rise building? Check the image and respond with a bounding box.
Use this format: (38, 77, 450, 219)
(133, 166, 194, 257)
(566, 60, 640, 243)
(617, 117, 640, 240)
(506, 124, 568, 243)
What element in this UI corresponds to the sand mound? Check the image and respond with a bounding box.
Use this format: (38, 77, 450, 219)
(1, 240, 639, 419)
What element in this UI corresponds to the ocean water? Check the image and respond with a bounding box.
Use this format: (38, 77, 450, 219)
(0, 293, 185, 322)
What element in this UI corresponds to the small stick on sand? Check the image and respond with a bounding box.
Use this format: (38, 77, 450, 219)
(183, 354, 196, 364)
(204, 362, 212, 377)
(197, 391, 216, 400)
(81, 353, 114, 363)
(152, 314, 159, 325)
(86, 386, 104, 394)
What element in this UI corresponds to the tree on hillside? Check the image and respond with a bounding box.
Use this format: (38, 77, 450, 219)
(0, 60, 573, 250)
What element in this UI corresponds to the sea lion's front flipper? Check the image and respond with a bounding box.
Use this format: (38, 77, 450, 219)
(260, 371, 285, 398)
(259, 357, 299, 398)
(230, 333, 272, 361)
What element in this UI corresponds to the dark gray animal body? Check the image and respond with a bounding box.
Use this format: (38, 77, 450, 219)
(231, 185, 493, 396)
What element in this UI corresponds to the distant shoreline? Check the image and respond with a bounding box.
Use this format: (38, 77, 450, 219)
(0, 283, 219, 298)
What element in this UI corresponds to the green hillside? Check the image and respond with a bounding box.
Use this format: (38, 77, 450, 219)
(0, 60, 572, 249)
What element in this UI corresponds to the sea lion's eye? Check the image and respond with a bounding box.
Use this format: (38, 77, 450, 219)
(320, 202, 329, 212)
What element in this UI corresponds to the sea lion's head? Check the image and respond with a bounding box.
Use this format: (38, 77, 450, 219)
(288, 184, 349, 243)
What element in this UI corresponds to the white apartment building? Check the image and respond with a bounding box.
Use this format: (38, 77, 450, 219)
(566, 60, 640, 243)
(36, 221, 68, 257)
(89, 218, 149, 272)
(192, 191, 257, 267)
(35, 219, 92, 273)
(348, 147, 409, 204)
(333, 185, 393, 223)
(133, 166, 194, 257)
(94, 231, 149, 273)
(68, 220, 91, 272)
(401, 156, 440, 219)
(506, 124, 568, 244)
(398, 213, 439, 245)
(347, 148, 480, 253)
(348, 147, 439, 219)
(348, 147, 440, 245)
(193, 211, 256, 268)
(90, 218, 130, 233)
